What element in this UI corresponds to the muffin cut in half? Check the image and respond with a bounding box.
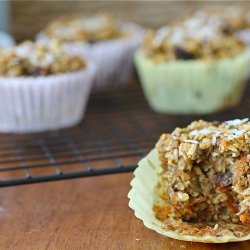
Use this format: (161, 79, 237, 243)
(128, 119, 250, 242)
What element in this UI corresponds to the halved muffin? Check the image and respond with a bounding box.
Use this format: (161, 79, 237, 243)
(129, 119, 250, 242)
(155, 119, 250, 238)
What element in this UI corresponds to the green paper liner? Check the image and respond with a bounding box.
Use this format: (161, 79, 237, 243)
(128, 149, 250, 243)
(135, 49, 250, 114)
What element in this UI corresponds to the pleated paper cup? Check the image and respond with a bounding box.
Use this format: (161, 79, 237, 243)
(37, 22, 144, 91)
(0, 62, 96, 133)
(135, 49, 250, 114)
(128, 149, 250, 243)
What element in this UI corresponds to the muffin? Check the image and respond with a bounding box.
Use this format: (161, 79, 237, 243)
(128, 119, 250, 243)
(0, 41, 95, 133)
(37, 13, 143, 90)
(135, 20, 250, 114)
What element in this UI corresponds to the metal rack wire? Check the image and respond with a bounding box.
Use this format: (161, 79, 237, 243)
(0, 81, 249, 187)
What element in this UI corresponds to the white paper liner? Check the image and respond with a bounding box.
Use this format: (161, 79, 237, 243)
(128, 149, 250, 243)
(135, 49, 250, 114)
(37, 22, 144, 91)
(0, 62, 96, 133)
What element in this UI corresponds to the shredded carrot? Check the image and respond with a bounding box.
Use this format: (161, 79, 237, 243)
(240, 155, 247, 163)
(221, 140, 230, 148)
(240, 214, 248, 223)
(164, 207, 171, 215)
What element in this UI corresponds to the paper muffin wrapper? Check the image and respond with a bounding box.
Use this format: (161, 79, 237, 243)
(0, 62, 96, 133)
(128, 149, 250, 243)
(135, 49, 250, 114)
(37, 22, 144, 91)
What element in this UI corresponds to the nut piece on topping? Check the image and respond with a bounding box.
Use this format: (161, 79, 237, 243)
(177, 192, 190, 202)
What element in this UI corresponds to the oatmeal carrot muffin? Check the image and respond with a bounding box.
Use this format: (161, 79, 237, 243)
(0, 41, 95, 132)
(37, 13, 143, 90)
(128, 119, 250, 242)
(135, 21, 250, 114)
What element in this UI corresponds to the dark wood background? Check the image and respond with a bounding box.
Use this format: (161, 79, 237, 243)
(10, 1, 250, 42)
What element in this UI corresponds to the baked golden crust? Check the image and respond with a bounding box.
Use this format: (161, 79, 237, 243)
(154, 119, 250, 237)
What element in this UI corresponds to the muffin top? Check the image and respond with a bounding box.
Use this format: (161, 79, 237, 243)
(0, 41, 85, 77)
(143, 9, 246, 63)
(186, 7, 250, 34)
(185, 7, 250, 46)
(42, 13, 125, 43)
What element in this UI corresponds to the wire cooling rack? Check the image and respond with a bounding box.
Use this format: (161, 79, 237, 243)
(0, 80, 249, 187)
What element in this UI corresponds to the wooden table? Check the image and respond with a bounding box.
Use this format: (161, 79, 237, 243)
(0, 173, 249, 250)
(0, 82, 249, 249)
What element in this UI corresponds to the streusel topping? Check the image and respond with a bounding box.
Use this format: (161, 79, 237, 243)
(186, 7, 250, 34)
(143, 8, 246, 63)
(43, 13, 124, 43)
(0, 41, 85, 77)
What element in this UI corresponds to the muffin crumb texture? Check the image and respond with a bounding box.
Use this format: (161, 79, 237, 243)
(0, 41, 85, 77)
(154, 119, 250, 237)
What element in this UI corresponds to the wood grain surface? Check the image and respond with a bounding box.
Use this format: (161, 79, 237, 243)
(10, 1, 250, 41)
(0, 172, 249, 249)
